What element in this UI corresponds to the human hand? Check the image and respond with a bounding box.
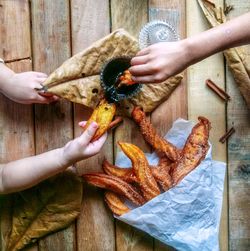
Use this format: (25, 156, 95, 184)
(62, 121, 107, 165)
(0, 71, 59, 104)
(129, 40, 190, 83)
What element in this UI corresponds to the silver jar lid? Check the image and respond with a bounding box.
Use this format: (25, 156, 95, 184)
(139, 21, 179, 49)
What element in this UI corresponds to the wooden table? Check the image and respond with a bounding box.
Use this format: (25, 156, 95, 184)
(0, 1, 249, 250)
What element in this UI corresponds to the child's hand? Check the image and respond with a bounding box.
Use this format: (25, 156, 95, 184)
(61, 121, 107, 165)
(1, 71, 59, 104)
(129, 40, 190, 83)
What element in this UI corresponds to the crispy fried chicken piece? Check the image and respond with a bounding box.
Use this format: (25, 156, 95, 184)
(83, 173, 145, 206)
(104, 191, 130, 216)
(151, 157, 173, 191)
(171, 116, 211, 185)
(118, 142, 160, 201)
(117, 70, 136, 88)
(102, 157, 173, 191)
(81, 99, 122, 141)
(102, 158, 137, 183)
(131, 107, 179, 161)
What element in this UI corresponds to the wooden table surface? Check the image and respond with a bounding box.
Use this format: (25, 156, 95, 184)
(0, 0, 249, 251)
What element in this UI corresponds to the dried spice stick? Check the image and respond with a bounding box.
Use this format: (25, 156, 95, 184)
(206, 79, 230, 101)
(219, 127, 235, 143)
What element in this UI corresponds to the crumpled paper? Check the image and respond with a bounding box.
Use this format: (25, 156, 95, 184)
(115, 118, 226, 251)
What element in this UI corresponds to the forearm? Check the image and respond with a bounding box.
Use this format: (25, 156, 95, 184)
(0, 148, 68, 194)
(186, 12, 250, 65)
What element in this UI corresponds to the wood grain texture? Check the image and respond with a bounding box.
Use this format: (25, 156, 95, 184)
(0, 60, 34, 251)
(31, 1, 75, 250)
(148, 1, 186, 251)
(111, 0, 148, 37)
(225, 1, 250, 250)
(111, 1, 153, 251)
(186, 0, 228, 250)
(0, 2, 33, 250)
(0, 0, 31, 61)
(71, 0, 115, 250)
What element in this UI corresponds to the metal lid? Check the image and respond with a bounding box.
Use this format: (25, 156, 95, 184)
(139, 21, 179, 49)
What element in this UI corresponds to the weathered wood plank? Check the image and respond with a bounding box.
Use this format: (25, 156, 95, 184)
(186, 0, 228, 250)
(0, 2, 33, 250)
(0, 0, 31, 61)
(149, 1, 186, 250)
(31, 1, 75, 250)
(111, 0, 148, 38)
(111, 1, 153, 251)
(70, 0, 115, 250)
(225, 1, 250, 250)
(0, 60, 34, 251)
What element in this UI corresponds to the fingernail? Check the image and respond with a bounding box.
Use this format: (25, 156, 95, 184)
(91, 122, 98, 129)
(79, 121, 86, 126)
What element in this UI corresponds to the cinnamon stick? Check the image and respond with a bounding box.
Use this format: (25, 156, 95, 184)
(219, 127, 235, 143)
(206, 79, 231, 101)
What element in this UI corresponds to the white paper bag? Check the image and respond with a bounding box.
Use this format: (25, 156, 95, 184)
(115, 119, 226, 251)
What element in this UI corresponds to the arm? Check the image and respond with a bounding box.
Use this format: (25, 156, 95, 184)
(0, 62, 58, 104)
(130, 12, 250, 83)
(0, 122, 107, 194)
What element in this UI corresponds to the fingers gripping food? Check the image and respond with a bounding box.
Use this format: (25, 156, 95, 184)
(81, 99, 122, 141)
(83, 173, 145, 206)
(118, 142, 160, 201)
(131, 107, 179, 161)
(104, 191, 130, 216)
(171, 116, 211, 185)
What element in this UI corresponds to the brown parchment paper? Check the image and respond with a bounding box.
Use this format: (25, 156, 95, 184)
(44, 29, 183, 115)
(198, 0, 250, 109)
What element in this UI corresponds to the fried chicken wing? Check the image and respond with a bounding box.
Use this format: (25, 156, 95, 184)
(118, 142, 160, 201)
(131, 107, 179, 161)
(104, 191, 130, 216)
(83, 173, 145, 206)
(171, 116, 211, 185)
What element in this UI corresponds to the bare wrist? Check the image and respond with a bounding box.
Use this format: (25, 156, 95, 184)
(0, 63, 15, 93)
(182, 38, 198, 66)
(56, 147, 71, 170)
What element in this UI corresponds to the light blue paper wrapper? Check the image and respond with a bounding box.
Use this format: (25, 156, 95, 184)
(115, 118, 226, 251)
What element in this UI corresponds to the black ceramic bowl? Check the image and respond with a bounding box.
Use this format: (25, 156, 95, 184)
(100, 57, 142, 103)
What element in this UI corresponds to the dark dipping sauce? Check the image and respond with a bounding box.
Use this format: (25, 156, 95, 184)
(100, 57, 141, 103)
